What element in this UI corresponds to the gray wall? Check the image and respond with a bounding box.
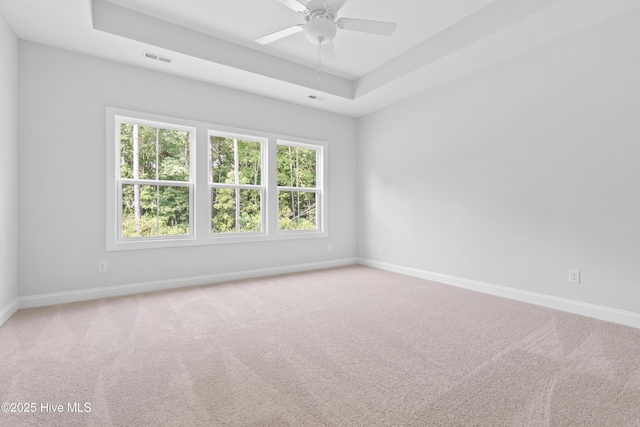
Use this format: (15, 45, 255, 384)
(0, 13, 18, 317)
(358, 9, 640, 314)
(17, 41, 358, 297)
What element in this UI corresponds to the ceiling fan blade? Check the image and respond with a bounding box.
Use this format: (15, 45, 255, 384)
(277, 0, 309, 13)
(336, 18, 397, 36)
(321, 42, 337, 62)
(328, 0, 350, 12)
(256, 25, 304, 45)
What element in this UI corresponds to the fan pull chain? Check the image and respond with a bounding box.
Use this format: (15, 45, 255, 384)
(317, 41, 322, 82)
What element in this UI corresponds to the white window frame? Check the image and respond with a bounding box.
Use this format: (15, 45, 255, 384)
(106, 107, 327, 251)
(208, 130, 267, 239)
(276, 140, 325, 236)
(107, 111, 196, 250)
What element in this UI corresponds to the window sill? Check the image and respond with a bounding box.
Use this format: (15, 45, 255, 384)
(106, 231, 328, 251)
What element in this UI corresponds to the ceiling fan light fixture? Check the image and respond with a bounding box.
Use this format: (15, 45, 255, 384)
(258, 0, 397, 69)
(304, 17, 337, 45)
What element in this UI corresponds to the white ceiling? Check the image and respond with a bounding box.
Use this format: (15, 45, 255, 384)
(101, 0, 496, 80)
(1, 0, 640, 117)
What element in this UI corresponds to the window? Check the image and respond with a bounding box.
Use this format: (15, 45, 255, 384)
(116, 118, 194, 240)
(277, 142, 321, 232)
(209, 133, 265, 235)
(106, 108, 326, 250)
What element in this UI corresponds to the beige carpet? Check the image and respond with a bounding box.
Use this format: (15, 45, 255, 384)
(1, 265, 640, 426)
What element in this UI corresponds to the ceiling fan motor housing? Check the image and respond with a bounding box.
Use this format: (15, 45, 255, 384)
(303, 3, 337, 45)
(255, 0, 396, 49)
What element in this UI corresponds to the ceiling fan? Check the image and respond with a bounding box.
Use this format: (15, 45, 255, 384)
(255, 0, 397, 61)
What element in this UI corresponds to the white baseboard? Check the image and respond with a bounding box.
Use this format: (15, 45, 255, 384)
(358, 258, 640, 330)
(0, 298, 20, 327)
(7, 257, 639, 330)
(3, 258, 358, 324)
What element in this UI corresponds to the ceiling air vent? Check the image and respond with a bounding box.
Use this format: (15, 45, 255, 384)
(143, 51, 173, 64)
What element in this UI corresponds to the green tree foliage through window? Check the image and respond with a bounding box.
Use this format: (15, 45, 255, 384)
(119, 123, 191, 237)
(277, 144, 318, 231)
(210, 135, 262, 234)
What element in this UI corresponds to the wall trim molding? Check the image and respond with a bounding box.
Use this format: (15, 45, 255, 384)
(7, 257, 639, 330)
(0, 258, 358, 326)
(0, 298, 20, 327)
(357, 258, 640, 330)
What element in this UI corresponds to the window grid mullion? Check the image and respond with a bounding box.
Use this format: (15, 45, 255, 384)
(295, 147, 299, 188)
(296, 190, 300, 228)
(209, 183, 262, 190)
(277, 186, 318, 192)
(155, 185, 159, 236)
(234, 139, 240, 232)
(155, 129, 160, 235)
(120, 178, 192, 187)
(233, 138, 240, 185)
(235, 187, 240, 233)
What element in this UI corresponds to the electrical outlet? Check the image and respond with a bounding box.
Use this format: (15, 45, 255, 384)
(568, 269, 580, 284)
(381, 244, 387, 253)
(327, 243, 332, 252)
(98, 261, 108, 273)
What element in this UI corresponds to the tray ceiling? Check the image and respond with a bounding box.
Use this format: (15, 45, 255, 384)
(1, 0, 639, 116)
